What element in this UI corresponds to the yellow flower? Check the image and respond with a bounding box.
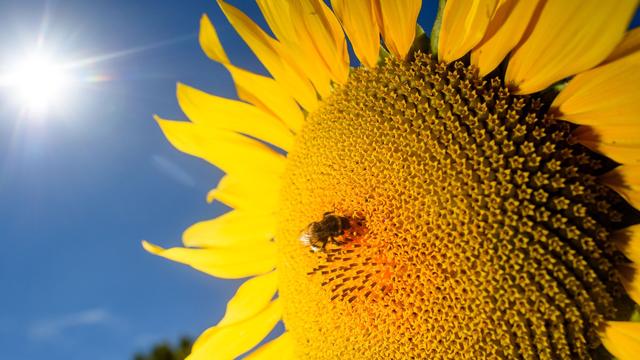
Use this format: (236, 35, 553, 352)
(144, 0, 640, 358)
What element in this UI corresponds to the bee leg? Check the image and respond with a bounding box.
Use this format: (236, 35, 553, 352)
(323, 211, 334, 217)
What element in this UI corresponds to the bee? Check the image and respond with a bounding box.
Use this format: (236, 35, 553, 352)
(299, 212, 352, 252)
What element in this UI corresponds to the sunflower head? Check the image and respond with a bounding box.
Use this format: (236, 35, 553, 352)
(146, 1, 640, 359)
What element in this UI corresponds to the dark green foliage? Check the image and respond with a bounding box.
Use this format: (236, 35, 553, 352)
(133, 337, 192, 360)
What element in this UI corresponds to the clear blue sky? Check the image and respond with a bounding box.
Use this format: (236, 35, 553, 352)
(0, 1, 637, 359)
(0, 1, 262, 359)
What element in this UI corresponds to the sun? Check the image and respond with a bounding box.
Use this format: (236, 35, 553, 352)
(1, 51, 71, 114)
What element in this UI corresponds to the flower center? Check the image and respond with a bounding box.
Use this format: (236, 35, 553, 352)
(277, 53, 633, 359)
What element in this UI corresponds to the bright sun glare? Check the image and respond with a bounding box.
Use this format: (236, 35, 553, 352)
(1, 52, 71, 114)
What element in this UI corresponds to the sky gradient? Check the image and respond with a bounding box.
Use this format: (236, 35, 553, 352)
(0, 1, 250, 359)
(0, 1, 638, 360)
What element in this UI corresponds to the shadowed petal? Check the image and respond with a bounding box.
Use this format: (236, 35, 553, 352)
(438, 0, 498, 63)
(374, 0, 422, 60)
(506, 0, 636, 94)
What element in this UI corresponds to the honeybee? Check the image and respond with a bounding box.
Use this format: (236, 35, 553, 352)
(299, 212, 352, 252)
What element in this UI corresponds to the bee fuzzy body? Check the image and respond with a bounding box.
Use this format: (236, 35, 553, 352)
(299, 212, 352, 253)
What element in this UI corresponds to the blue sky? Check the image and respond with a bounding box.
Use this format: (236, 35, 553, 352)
(0, 1, 638, 360)
(0, 1, 255, 359)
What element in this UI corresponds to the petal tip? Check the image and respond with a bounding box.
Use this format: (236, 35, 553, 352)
(206, 188, 216, 204)
(141, 240, 163, 255)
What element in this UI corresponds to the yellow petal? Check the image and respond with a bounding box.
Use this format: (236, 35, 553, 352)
(142, 240, 276, 279)
(601, 165, 640, 210)
(471, 0, 540, 76)
(574, 126, 640, 165)
(506, 0, 637, 94)
(219, 272, 278, 327)
(206, 174, 280, 212)
(254, 0, 296, 44)
(188, 299, 282, 360)
(374, 0, 422, 60)
(438, 0, 499, 63)
(612, 224, 640, 263)
(552, 51, 640, 127)
(619, 263, 640, 304)
(217, 0, 319, 111)
(256, 0, 333, 98)
(244, 332, 295, 360)
(191, 273, 279, 352)
(156, 118, 286, 177)
(289, 0, 350, 85)
(226, 66, 304, 134)
(182, 211, 276, 248)
(199, 14, 230, 64)
(177, 83, 293, 151)
(604, 27, 640, 64)
(199, 14, 305, 131)
(600, 321, 640, 360)
(578, 141, 639, 166)
(331, 0, 380, 68)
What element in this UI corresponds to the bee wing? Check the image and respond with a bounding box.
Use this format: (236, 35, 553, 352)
(299, 231, 312, 245)
(299, 228, 322, 252)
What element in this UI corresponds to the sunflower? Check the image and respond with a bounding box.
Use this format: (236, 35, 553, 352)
(144, 0, 640, 358)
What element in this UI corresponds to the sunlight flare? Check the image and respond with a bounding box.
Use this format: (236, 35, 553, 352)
(1, 52, 72, 113)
